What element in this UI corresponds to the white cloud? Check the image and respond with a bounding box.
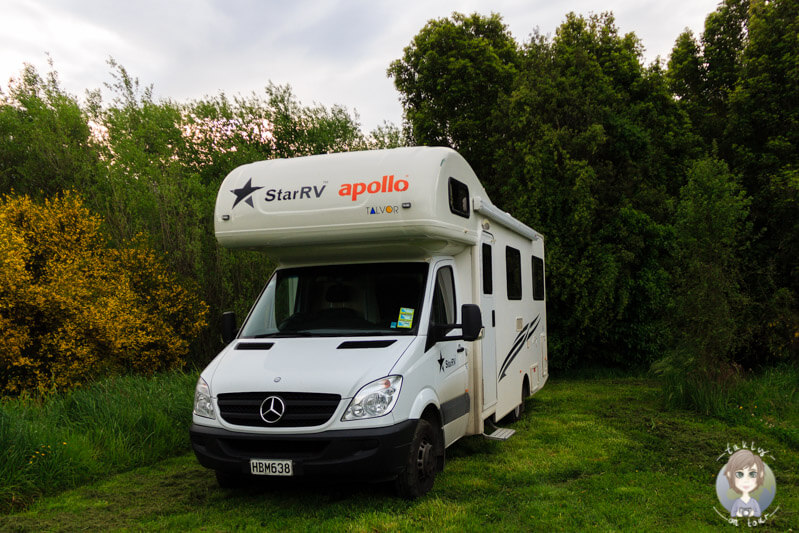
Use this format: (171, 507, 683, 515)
(1, 0, 721, 130)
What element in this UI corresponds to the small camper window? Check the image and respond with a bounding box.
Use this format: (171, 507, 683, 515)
(506, 246, 522, 300)
(482, 244, 493, 295)
(532, 255, 545, 301)
(448, 178, 470, 218)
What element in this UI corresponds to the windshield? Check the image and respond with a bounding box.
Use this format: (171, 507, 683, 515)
(239, 262, 429, 338)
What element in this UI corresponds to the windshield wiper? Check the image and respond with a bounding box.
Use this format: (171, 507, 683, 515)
(252, 330, 410, 338)
(252, 331, 313, 338)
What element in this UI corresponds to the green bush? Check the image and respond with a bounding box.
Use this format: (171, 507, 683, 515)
(0, 193, 208, 396)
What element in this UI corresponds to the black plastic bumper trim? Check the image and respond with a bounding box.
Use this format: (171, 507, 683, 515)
(441, 392, 470, 425)
(190, 419, 418, 480)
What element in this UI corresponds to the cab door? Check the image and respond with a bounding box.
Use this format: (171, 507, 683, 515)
(428, 261, 469, 444)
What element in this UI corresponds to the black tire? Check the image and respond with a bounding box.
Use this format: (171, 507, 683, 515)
(215, 469, 246, 489)
(503, 380, 530, 424)
(394, 418, 440, 499)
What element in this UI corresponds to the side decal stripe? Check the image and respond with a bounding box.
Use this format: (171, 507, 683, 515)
(505, 322, 533, 362)
(498, 315, 540, 381)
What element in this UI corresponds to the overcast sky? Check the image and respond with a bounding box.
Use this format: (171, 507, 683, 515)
(1, 0, 721, 132)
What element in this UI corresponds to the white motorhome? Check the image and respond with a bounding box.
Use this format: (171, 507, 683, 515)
(190, 146, 548, 497)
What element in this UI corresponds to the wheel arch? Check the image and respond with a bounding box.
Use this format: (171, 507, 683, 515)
(408, 387, 440, 421)
(408, 390, 445, 473)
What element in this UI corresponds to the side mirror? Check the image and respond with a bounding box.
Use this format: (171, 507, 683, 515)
(459, 304, 482, 341)
(427, 303, 483, 350)
(221, 311, 238, 345)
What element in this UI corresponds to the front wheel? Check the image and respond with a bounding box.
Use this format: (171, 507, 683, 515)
(215, 469, 246, 489)
(394, 418, 440, 499)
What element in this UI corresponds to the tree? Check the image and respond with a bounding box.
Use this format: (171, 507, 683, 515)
(1, 59, 390, 365)
(103, 75, 371, 358)
(654, 157, 751, 411)
(0, 63, 102, 197)
(666, 0, 749, 151)
(388, 12, 520, 189)
(492, 13, 694, 368)
(724, 0, 799, 364)
(669, 0, 799, 367)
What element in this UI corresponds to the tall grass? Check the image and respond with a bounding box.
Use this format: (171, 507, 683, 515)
(659, 363, 799, 448)
(0, 371, 197, 512)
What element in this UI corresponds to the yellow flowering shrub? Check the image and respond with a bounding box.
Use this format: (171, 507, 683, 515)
(0, 193, 208, 396)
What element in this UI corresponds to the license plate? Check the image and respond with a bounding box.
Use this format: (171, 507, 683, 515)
(249, 459, 293, 476)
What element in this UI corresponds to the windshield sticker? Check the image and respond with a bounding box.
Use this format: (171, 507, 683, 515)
(397, 308, 415, 328)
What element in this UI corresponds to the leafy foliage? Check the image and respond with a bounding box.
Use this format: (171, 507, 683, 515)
(0, 193, 207, 395)
(724, 0, 799, 364)
(392, 7, 798, 379)
(392, 12, 694, 369)
(0, 63, 102, 197)
(94, 68, 382, 360)
(388, 12, 520, 186)
(509, 14, 696, 369)
(665, 0, 799, 369)
(0, 59, 399, 371)
(653, 157, 752, 408)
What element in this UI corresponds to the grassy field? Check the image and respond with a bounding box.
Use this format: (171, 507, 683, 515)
(2, 377, 796, 532)
(0, 372, 197, 511)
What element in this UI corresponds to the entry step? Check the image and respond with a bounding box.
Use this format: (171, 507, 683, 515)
(483, 427, 515, 441)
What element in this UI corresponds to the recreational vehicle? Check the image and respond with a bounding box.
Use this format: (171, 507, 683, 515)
(190, 146, 548, 497)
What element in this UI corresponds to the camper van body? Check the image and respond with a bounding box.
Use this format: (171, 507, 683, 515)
(190, 147, 547, 496)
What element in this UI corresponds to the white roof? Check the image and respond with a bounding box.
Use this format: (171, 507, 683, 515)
(214, 147, 531, 262)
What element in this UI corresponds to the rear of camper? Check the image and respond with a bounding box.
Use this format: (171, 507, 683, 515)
(190, 146, 547, 497)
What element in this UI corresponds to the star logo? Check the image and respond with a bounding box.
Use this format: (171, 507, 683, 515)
(231, 178, 263, 208)
(438, 353, 445, 372)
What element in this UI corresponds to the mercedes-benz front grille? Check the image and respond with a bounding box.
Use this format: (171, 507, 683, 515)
(217, 392, 342, 428)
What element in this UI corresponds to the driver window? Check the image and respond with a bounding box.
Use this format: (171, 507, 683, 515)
(431, 266, 456, 327)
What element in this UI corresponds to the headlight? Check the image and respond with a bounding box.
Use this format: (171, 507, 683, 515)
(193, 377, 215, 419)
(342, 376, 402, 421)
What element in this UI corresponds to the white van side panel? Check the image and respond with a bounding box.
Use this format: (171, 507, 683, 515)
(486, 222, 545, 422)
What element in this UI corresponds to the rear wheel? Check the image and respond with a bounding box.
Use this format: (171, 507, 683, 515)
(394, 418, 440, 499)
(503, 379, 530, 423)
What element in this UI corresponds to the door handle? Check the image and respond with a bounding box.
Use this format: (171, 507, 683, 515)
(457, 346, 465, 353)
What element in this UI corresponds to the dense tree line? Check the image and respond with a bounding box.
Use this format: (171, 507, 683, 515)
(0, 61, 401, 371)
(389, 1, 797, 408)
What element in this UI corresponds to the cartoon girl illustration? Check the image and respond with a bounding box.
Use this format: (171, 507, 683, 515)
(723, 449, 765, 517)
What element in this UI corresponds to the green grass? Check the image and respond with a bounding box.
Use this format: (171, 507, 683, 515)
(659, 363, 799, 448)
(2, 377, 796, 531)
(717, 364, 799, 446)
(0, 371, 197, 512)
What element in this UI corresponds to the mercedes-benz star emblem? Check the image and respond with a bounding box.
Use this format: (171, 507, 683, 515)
(259, 396, 286, 424)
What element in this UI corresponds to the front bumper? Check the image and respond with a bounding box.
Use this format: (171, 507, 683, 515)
(190, 419, 417, 481)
